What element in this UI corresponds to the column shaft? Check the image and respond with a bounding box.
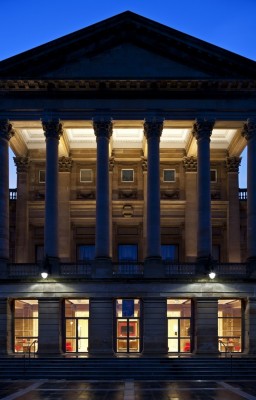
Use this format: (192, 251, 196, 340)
(93, 119, 112, 259)
(183, 157, 197, 262)
(193, 119, 214, 260)
(42, 120, 62, 259)
(58, 157, 72, 262)
(144, 119, 163, 259)
(0, 120, 14, 261)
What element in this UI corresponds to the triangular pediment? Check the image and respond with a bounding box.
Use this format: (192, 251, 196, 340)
(0, 11, 255, 80)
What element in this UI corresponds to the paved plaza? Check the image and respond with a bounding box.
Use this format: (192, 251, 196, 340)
(0, 380, 256, 400)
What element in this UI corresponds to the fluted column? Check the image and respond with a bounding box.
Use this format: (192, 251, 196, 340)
(192, 119, 214, 260)
(144, 118, 163, 259)
(226, 156, 241, 262)
(14, 157, 30, 263)
(42, 119, 63, 260)
(0, 120, 14, 262)
(93, 119, 113, 259)
(242, 119, 256, 261)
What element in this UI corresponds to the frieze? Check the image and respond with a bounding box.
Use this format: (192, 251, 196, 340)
(59, 156, 72, 172)
(241, 119, 256, 141)
(226, 156, 241, 173)
(42, 119, 63, 140)
(192, 118, 215, 141)
(0, 119, 14, 141)
(14, 156, 30, 173)
(183, 156, 197, 172)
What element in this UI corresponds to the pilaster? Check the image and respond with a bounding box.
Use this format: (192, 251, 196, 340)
(89, 299, 113, 355)
(143, 299, 167, 355)
(244, 298, 256, 354)
(38, 299, 61, 355)
(194, 298, 218, 355)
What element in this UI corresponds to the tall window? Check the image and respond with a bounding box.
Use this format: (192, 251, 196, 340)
(167, 299, 192, 353)
(14, 300, 38, 353)
(65, 299, 89, 353)
(118, 244, 138, 261)
(115, 299, 141, 353)
(218, 299, 242, 353)
(161, 245, 179, 262)
(77, 245, 95, 261)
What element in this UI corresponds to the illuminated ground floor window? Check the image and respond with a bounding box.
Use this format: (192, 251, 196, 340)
(14, 300, 38, 353)
(115, 299, 141, 353)
(64, 299, 89, 353)
(167, 299, 192, 353)
(218, 299, 242, 353)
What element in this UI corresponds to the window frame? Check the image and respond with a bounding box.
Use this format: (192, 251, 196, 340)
(210, 169, 217, 183)
(80, 169, 93, 183)
(163, 169, 176, 183)
(39, 170, 45, 184)
(121, 169, 134, 183)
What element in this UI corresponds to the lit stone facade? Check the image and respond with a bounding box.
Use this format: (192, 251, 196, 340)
(0, 12, 256, 356)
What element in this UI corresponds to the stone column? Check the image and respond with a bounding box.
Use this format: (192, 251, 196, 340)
(38, 299, 61, 354)
(89, 299, 113, 355)
(42, 119, 63, 266)
(226, 156, 241, 262)
(244, 298, 256, 354)
(58, 157, 72, 262)
(0, 120, 14, 266)
(0, 299, 11, 355)
(109, 157, 114, 258)
(141, 158, 148, 260)
(143, 299, 167, 355)
(192, 119, 214, 261)
(183, 156, 198, 262)
(14, 157, 30, 263)
(93, 119, 113, 259)
(242, 119, 256, 262)
(194, 298, 218, 354)
(144, 118, 163, 259)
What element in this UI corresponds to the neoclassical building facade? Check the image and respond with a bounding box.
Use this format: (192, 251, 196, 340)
(0, 11, 256, 356)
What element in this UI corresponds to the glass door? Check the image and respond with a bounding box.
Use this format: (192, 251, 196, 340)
(65, 299, 89, 353)
(115, 299, 141, 353)
(167, 299, 192, 353)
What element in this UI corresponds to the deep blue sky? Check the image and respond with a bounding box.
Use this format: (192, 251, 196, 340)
(3, 0, 255, 188)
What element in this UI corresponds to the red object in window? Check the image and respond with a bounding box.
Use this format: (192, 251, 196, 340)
(66, 342, 73, 352)
(183, 342, 190, 352)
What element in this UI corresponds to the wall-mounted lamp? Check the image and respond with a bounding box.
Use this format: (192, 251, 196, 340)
(41, 271, 48, 279)
(41, 255, 50, 279)
(209, 270, 216, 279)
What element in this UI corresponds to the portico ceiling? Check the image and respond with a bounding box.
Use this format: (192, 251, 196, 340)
(10, 120, 245, 156)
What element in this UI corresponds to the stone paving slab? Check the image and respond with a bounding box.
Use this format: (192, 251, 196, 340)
(0, 380, 256, 400)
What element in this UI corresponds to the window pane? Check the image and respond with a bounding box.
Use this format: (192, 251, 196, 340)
(161, 245, 178, 261)
(163, 169, 175, 182)
(77, 245, 95, 261)
(116, 299, 140, 318)
(218, 299, 242, 353)
(210, 169, 217, 182)
(168, 338, 178, 352)
(180, 338, 191, 352)
(80, 169, 93, 182)
(118, 245, 138, 261)
(167, 299, 191, 318)
(65, 300, 89, 318)
(14, 300, 38, 353)
(121, 169, 134, 182)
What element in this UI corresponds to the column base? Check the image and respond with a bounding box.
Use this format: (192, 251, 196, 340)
(92, 258, 112, 278)
(144, 257, 165, 278)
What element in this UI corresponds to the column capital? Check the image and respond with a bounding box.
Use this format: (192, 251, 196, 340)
(226, 156, 241, 173)
(144, 118, 164, 139)
(42, 119, 63, 140)
(192, 118, 215, 141)
(0, 119, 14, 141)
(59, 156, 72, 172)
(183, 156, 197, 172)
(242, 119, 256, 141)
(14, 156, 30, 173)
(93, 118, 113, 139)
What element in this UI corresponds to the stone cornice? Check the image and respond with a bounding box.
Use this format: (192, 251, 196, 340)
(0, 79, 256, 92)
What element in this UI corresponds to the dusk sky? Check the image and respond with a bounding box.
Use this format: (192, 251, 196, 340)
(2, 0, 255, 188)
